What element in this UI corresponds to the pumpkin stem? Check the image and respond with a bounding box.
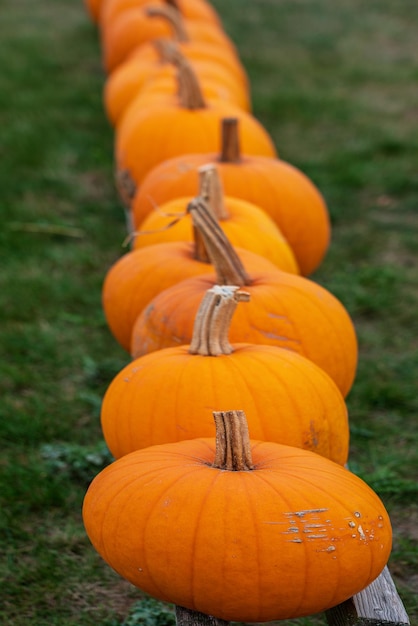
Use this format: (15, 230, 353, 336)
(212, 410, 254, 471)
(192, 226, 211, 263)
(175, 56, 206, 109)
(198, 164, 229, 220)
(189, 286, 250, 356)
(145, 5, 189, 43)
(188, 198, 252, 286)
(219, 118, 242, 163)
(153, 38, 181, 64)
(153, 39, 206, 109)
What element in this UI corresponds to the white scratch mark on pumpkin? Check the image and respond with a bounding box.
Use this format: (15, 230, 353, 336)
(285, 508, 328, 518)
(358, 524, 366, 540)
(317, 545, 336, 553)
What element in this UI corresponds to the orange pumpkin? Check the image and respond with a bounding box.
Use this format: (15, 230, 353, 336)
(102, 285, 349, 463)
(100, 0, 222, 31)
(132, 118, 330, 275)
(104, 39, 251, 126)
(102, 4, 237, 73)
(133, 164, 299, 273)
(124, 65, 251, 113)
(131, 198, 358, 397)
(102, 200, 280, 352)
(83, 410, 392, 622)
(116, 62, 276, 190)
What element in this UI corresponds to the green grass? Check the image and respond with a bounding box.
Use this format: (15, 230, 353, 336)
(1, 0, 417, 624)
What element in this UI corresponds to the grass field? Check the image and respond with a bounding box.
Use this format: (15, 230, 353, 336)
(0, 1, 417, 624)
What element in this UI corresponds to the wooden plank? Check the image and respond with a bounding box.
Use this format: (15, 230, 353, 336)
(325, 566, 410, 625)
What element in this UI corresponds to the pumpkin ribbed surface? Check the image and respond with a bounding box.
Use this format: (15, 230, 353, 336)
(102, 243, 278, 352)
(100, 0, 222, 31)
(131, 270, 358, 397)
(105, 52, 250, 126)
(134, 194, 299, 273)
(102, 6, 237, 72)
(131, 130, 330, 275)
(82, 436, 391, 621)
(116, 103, 277, 187)
(101, 342, 349, 462)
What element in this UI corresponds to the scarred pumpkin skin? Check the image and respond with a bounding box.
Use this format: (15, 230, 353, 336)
(130, 270, 358, 398)
(82, 436, 392, 622)
(101, 342, 349, 463)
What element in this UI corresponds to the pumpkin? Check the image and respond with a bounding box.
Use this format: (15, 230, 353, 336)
(102, 285, 349, 463)
(102, 4, 237, 73)
(100, 0, 222, 31)
(131, 198, 358, 397)
(104, 39, 251, 126)
(102, 199, 280, 352)
(123, 65, 251, 113)
(133, 164, 299, 273)
(116, 60, 276, 190)
(83, 410, 392, 622)
(132, 117, 330, 275)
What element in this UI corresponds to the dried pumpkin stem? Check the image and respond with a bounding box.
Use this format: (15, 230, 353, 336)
(153, 38, 181, 64)
(176, 57, 206, 109)
(153, 40, 206, 109)
(189, 286, 250, 356)
(219, 118, 241, 163)
(192, 225, 211, 263)
(188, 198, 252, 286)
(145, 5, 189, 43)
(198, 164, 229, 220)
(212, 410, 254, 471)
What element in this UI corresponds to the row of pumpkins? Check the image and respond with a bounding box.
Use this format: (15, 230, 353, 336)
(81, 0, 392, 622)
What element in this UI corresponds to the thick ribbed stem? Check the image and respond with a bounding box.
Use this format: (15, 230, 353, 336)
(192, 226, 211, 263)
(153, 38, 181, 64)
(153, 39, 206, 109)
(189, 286, 250, 356)
(176, 57, 206, 109)
(212, 410, 254, 471)
(145, 5, 189, 43)
(219, 118, 241, 163)
(188, 198, 251, 286)
(198, 164, 229, 220)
